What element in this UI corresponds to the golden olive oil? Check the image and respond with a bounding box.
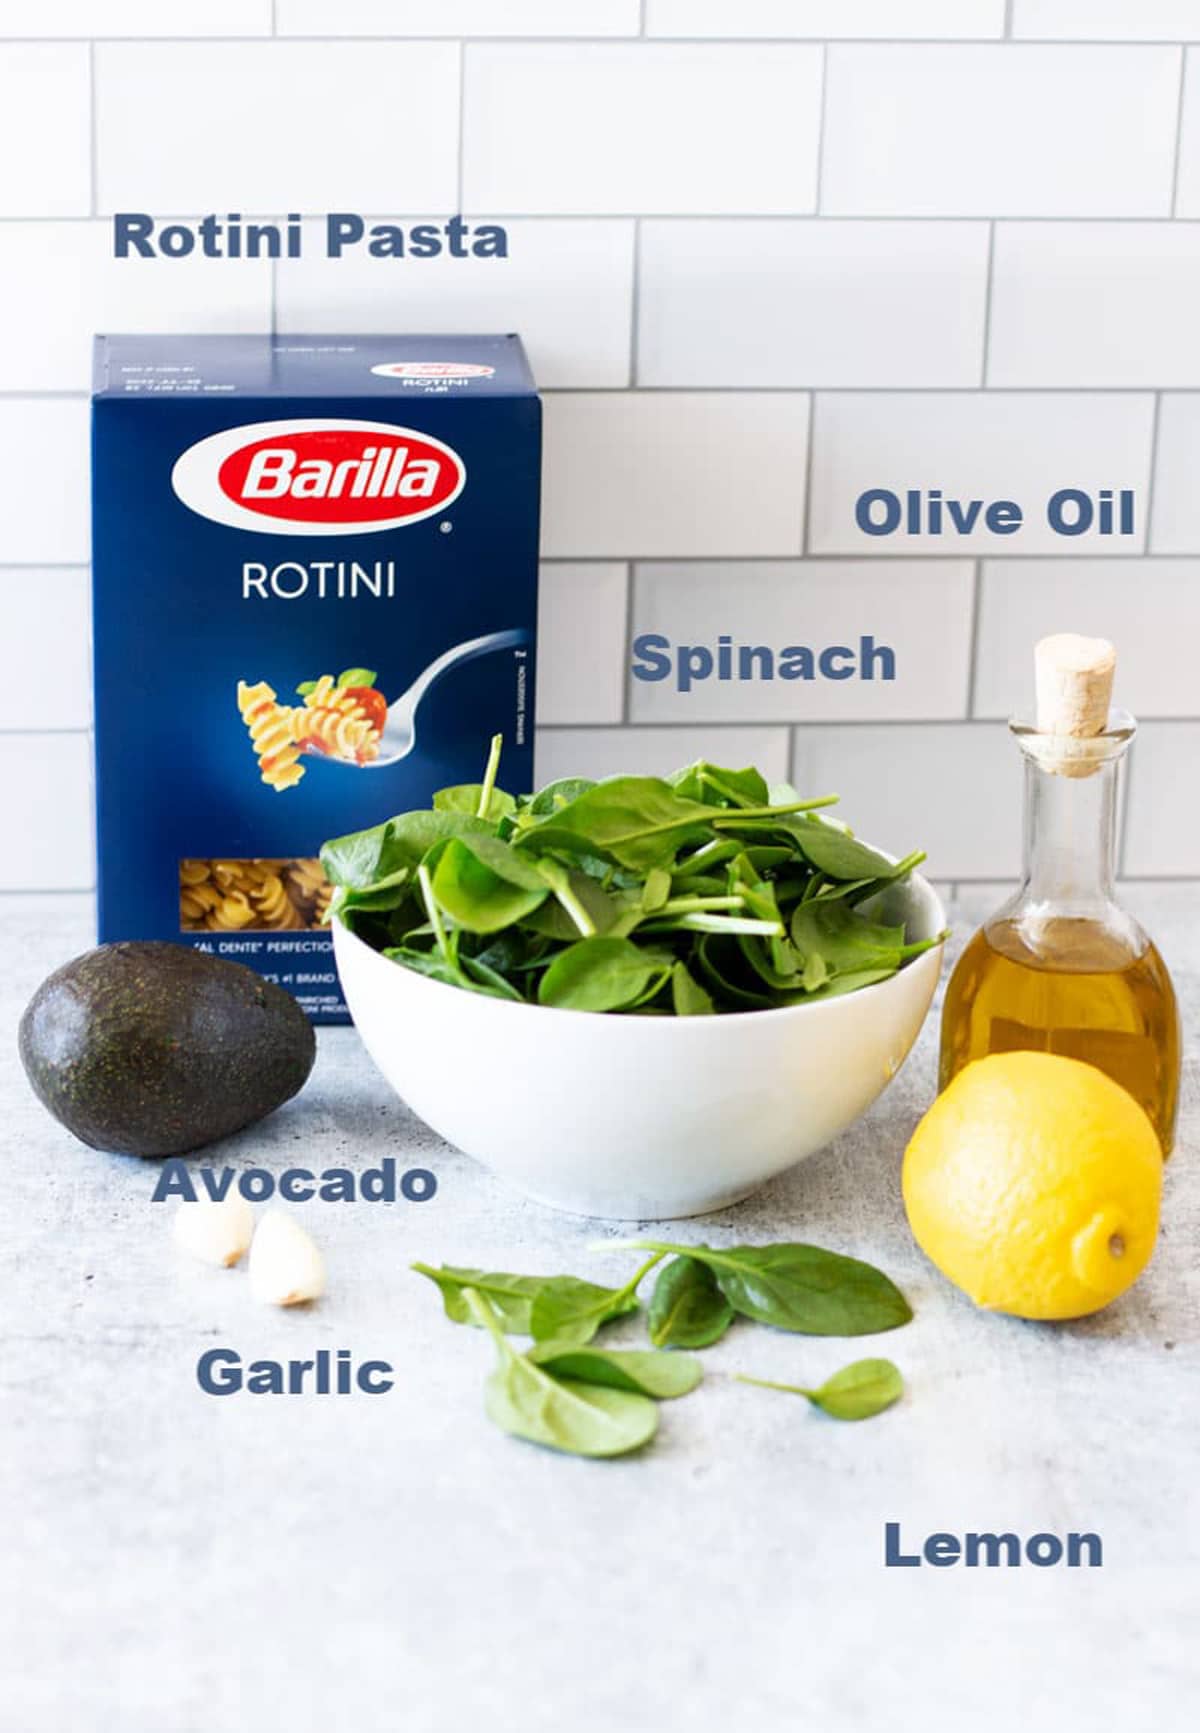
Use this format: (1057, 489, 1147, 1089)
(940, 917, 1180, 1154)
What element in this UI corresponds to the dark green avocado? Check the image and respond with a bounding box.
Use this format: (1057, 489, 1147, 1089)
(18, 942, 316, 1157)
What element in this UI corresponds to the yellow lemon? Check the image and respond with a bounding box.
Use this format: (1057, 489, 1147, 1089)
(903, 1051, 1162, 1320)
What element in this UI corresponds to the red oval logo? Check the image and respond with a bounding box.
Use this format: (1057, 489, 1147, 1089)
(217, 427, 463, 525)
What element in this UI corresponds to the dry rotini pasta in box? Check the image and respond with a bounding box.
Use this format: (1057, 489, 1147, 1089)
(92, 334, 540, 1022)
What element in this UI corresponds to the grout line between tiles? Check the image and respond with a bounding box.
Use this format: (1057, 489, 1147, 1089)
(813, 42, 830, 214)
(456, 39, 466, 212)
(1145, 391, 1165, 552)
(621, 561, 636, 723)
(979, 221, 996, 386)
(12, 213, 1200, 226)
(801, 393, 817, 555)
(1171, 47, 1189, 217)
(965, 559, 984, 720)
(1004, 0, 1015, 40)
(87, 40, 97, 217)
(628, 219, 642, 386)
(5, 36, 1200, 47)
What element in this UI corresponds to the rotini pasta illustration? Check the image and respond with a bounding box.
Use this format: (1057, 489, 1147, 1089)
(180, 859, 334, 933)
(236, 680, 306, 792)
(293, 675, 381, 765)
(236, 668, 385, 791)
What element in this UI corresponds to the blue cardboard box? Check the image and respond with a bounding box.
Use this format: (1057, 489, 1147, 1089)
(91, 334, 541, 1022)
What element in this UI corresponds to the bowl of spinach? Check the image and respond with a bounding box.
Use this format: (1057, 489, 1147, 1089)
(325, 740, 946, 1218)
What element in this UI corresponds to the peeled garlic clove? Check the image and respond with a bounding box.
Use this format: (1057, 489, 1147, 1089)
(248, 1209, 326, 1306)
(173, 1196, 254, 1267)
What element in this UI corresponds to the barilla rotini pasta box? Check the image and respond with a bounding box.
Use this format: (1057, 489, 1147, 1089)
(91, 333, 541, 1023)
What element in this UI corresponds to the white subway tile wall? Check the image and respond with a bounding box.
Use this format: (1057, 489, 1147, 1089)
(628, 561, 974, 723)
(821, 45, 1181, 217)
(808, 393, 1155, 554)
(647, 2, 1007, 39)
(0, 46, 90, 215)
(1013, 1, 1200, 40)
(0, 2, 272, 34)
(277, 219, 634, 388)
(790, 723, 1022, 883)
(462, 44, 824, 214)
(540, 393, 810, 558)
(988, 223, 1200, 386)
(536, 726, 792, 788)
(536, 563, 629, 725)
(973, 561, 1200, 720)
(1123, 724, 1200, 877)
(1149, 394, 1200, 551)
(637, 221, 990, 388)
(95, 43, 461, 213)
(278, 2, 643, 34)
(0, 2, 1198, 890)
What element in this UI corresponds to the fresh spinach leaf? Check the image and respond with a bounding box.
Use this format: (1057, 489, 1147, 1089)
(525, 776, 598, 816)
(529, 1344, 703, 1398)
(413, 1262, 646, 1337)
(626, 1241, 913, 1336)
(465, 1289, 658, 1458)
(667, 760, 769, 809)
(430, 836, 549, 934)
(411, 1263, 549, 1332)
(784, 814, 905, 881)
(737, 1357, 903, 1421)
(537, 936, 673, 1012)
(514, 776, 717, 872)
(434, 783, 517, 821)
(321, 810, 493, 890)
(528, 1254, 663, 1347)
(459, 954, 526, 1001)
(323, 736, 938, 1016)
(648, 1255, 735, 1348)
(789, 899, 906, 975)
(670, 961, 715, 1016)
(337, 666, 377, 689)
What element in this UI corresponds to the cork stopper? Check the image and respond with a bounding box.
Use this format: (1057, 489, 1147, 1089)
(1033, 634, 1116, 776)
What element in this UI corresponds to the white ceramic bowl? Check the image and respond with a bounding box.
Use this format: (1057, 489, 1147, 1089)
(333, 872, 945, 1220)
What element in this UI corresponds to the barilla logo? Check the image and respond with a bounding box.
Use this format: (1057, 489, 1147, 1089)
(170, 418, 466, 535)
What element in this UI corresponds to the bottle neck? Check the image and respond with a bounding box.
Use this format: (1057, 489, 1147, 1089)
(1019, 755, 1118, 909)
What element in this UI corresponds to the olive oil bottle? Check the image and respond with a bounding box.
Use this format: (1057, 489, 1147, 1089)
(940, 636, 1180, 1153)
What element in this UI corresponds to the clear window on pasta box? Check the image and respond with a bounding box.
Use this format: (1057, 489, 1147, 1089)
(91, 333, 541, 1023)
(180, 859, 332, 933)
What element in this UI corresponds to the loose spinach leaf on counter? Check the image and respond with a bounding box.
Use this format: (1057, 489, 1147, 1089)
(411, 1263, 551, 1332)
(528, 1254, 663, 1348)
(412, 1261, 648, 1343)
(648, 1255, 735, 1349)
(621, 1241, 913, 1337)
(417, 1240, 916, 1461)
(465, 1289, 659, 1458)
(529, 1344, 703, 1399)
(324, 736, 943, 1013)
(737, 1358, 903, 1422)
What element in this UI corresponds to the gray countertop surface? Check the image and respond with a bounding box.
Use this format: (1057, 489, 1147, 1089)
(2, 887, 1197, 1733)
